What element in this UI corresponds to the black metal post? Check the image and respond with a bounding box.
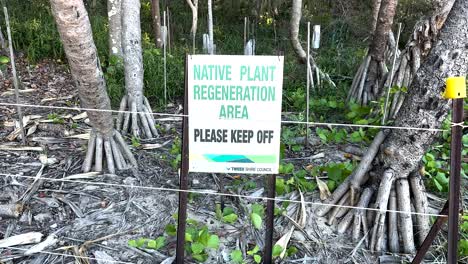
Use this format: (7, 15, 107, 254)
(176, 55, 190, 264)
(447, 98, 464, 263)
(264, 174, 276, 264)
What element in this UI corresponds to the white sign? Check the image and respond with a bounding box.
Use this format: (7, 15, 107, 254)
(188, 55, 284, 174)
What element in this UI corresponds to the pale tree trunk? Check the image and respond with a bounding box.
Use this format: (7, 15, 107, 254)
(370, 0, 382, 33)
(107, 0, 122, 57)
(151, 0, 162, 48)
(185, 0, 198, 53)
(50, 0, 137, 173)
(347, 0, 398, 105)
(117, 0, 159, 139)
(207, 0, 214, 54)
(316, 0, 468, 254)
(290, 0, 335, 90)
(382, 0, 455, 119)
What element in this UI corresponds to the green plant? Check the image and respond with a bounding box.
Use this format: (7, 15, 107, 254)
(170, 136, 182, 170)
(247, 245, 262, 263)
(131, 136, 141, 148)
(422, 117, 468, 193)
(47, 113, 64, 124)
(250, 204, 265, 229)
(230, 249, 244, 264)
(460, 214, 468, 256)
(128, 236, 166, 250)
(215, 204, 238, 224)
(165, 217, 219, 262)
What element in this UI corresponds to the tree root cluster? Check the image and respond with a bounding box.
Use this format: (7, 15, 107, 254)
(116, 95, 159, 139)
(82, 129, 138, 174)
(315, 132, 430, 254)
(346, 54, 388, 106)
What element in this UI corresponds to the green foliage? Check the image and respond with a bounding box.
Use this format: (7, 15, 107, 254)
(47, 113, 64, 124)
(104, 55, 125, 107)
(215, 204, 238, 224)
(272, 245, 283, 258)
(422, 117, 468, 193)
(250, 203, 265, 230)
(128, 236, 166, 250)
(0, 56, 10, 64)
(169, 136, 182, 170)
(247, 245, 262, 263)
(164, 217, 219, 263)
(131, 136, 141, 148)
(461, 214, 468, 257)
(230, 249, 243, 264)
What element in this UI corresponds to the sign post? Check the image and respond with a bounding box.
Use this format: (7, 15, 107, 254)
(175, 55, 284, 263)
(175, 57, 189, 264)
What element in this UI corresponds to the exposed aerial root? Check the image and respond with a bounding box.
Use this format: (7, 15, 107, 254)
(316, 166, 430, 254)
(82, 129, 138, 173)
(116, 95, 159, 139)
(346, 54, 387, 105)
(314, 129, 430, 254)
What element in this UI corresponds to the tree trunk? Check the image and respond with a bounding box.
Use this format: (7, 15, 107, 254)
(50, 0, 137, 173)
(117, 0, 159, 139)
(107, 0, 122, 57)
(370, 0, 382, 34)
(317, 0, 468, 253)
(207, 0, 214, 54)
(382, 0, 455, 119)
(347, 0, 398, 105)
(289, 0, 335, 90)
(185, 0, 198, 53)
(151, 0, 163, 48)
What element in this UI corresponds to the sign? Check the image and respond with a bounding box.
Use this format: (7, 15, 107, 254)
(188, 55, 284, 174)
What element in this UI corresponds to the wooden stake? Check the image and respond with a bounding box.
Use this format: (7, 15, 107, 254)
(244, 17, 247, 48)
(305, 22, 310, 148)
(4, 7, 25, 145)
(163, 10, 167, 104)
(166, 6, 171, 53)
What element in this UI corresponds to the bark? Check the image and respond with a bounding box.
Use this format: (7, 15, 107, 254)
(369, 0, 398, 62)
(151, 0, 162, 48)
(185, 0, 198, 53)
(107, 0, 122, 57)
(50, 0, 137, 173)
(348, 0, 398, 104)
(50, 0, 113, 136)
(317, 0, 468, 253)
(382, 0, 455, 118)
(370, 0, 382, 34)
(119, 0, 158, 139)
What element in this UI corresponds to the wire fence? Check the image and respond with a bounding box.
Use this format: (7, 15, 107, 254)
(0, 98, 462, 263)
(1, 102, 465, 131)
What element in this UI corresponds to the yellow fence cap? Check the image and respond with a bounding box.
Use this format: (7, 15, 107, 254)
(444, 76, 466, 99)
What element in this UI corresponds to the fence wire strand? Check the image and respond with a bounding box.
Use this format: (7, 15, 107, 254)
(2, 246, 134, 264)
(0, 102, 460, 132)
(0, 173, 448, 218)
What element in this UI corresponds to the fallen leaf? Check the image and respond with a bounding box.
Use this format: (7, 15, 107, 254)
(316, 176, 331, 200)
